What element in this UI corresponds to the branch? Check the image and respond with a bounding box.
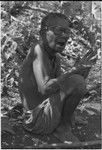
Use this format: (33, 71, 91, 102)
(11, 16, 26, 25)
(1, 7, 49, 25)
(1, 10, 26, 25)
(24, 6, 51, 14)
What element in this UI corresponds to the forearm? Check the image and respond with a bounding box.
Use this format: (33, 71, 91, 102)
(43, 72, 71, 97)
(41, 71, 72, 97)
(39, 78, 60, 97)
(39, 65, 91, 98)
(57, 65, 91, 81)
(40, 70, 75, 97)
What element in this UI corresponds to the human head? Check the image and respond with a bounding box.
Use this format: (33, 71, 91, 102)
(40, 12, 70, 54)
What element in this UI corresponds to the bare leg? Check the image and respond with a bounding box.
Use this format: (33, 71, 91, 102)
(53, 74, 87, 142)
(62, 75, 86, 123)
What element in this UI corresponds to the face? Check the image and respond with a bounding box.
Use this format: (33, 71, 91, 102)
(46, 17, 70, 54)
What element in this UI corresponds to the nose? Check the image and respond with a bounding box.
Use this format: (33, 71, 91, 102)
(62, 32, 69, 38)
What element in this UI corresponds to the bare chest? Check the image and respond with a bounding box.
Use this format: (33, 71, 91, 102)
(44, 55, 56, 78)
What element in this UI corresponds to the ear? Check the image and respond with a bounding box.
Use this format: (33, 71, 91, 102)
(46, 30, 55, 43)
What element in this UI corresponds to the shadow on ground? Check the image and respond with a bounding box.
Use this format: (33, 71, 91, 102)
(1, 104, 101, 149)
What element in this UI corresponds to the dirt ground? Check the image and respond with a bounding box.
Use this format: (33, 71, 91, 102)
(1, 94, 101, 149)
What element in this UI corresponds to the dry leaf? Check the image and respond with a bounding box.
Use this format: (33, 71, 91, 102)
(1, 116, 15, 135)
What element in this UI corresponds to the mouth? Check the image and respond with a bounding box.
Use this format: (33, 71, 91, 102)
(56, 40, 67, 47)
(57, 41, 65, 46)
(55, 41, 66, 53)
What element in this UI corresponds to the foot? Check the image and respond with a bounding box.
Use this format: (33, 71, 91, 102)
(53, 122, 79, 143)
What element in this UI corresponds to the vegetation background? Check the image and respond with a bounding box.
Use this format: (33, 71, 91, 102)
(1, 1, 101, 149)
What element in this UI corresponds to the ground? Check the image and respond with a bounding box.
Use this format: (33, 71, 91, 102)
(1, 83, 101, 148)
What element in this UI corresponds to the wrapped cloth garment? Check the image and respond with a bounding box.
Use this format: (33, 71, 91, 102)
(23, 95, 61, 134)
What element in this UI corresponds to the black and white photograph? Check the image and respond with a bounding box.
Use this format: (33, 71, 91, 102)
(1, 1, 101, 149)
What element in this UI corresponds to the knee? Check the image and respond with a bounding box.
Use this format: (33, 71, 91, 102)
(69, 74, 87, 96)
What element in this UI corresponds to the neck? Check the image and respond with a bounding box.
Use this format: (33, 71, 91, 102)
(41, 41, 56, 60)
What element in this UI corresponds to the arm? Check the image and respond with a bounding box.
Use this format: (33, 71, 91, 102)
(33, 45, 89, 97)
(33, 45, 60, 97)
(54, 54, 62, 77)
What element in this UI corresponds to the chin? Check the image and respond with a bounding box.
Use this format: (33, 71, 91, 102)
(55, 45, 65, 53)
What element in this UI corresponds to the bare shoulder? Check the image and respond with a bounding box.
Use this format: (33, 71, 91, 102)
(34, 44, 43, 58)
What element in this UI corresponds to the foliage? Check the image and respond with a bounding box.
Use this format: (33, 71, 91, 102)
(1, 1, 101, 94)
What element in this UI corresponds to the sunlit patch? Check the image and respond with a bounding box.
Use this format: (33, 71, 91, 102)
(64, 141, 72, 144)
